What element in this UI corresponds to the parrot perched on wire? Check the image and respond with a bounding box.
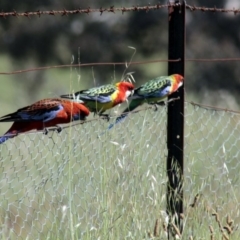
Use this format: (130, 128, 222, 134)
(60, 82, 134, 120)
(108, 74, 184, 130)
(0, 98, 90, 144)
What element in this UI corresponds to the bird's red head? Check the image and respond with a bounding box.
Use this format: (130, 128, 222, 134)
(116, 82, 134, 93)
(172, 74, 184, 85)
(170, 74, 184, 90)
(115, 81, 135, 100)
(116, 82, 134, 91)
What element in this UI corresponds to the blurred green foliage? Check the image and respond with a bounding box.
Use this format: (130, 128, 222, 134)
(0, 0, 240, 123)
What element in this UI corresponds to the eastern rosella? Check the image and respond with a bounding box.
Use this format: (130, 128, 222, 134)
(0, 98, 90, 144)
(60, 82, 134, 119)
(108, 74, 184, 130)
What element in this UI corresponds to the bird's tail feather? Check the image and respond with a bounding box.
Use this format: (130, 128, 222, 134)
(108, 103, 139, 130)
(108, 112, 129, 130)
(0, 130, 19, 145)
(0, 134, 13, 144)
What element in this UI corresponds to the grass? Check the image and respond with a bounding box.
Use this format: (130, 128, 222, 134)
(0, 102, 240, 239)
(0, 55, 240, 239)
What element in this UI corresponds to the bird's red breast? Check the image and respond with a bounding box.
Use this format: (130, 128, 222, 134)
(60, 100, 90, 120)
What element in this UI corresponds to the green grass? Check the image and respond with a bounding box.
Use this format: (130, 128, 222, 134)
(0, 55, 240, 239)
(0, 103, 240, 239)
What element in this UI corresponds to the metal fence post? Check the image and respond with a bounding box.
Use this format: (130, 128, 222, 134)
(167, 0, 185, 237)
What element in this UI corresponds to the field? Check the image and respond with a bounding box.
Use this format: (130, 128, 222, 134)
(1, 0, 240, 238)
(0, 54, 240, 239)
(0, 93, 240, 239)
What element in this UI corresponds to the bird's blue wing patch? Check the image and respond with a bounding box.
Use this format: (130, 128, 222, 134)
(19, 105, 63, 122)
(131, 85, 171, 99)
(147, 85, 171, 98)
(80, 95, 112, 103)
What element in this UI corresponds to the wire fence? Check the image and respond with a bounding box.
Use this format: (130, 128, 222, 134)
(0, 102, 240, 239)
(1, 1, 240, 239)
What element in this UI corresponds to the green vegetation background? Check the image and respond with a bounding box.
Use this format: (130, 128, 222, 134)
(0, 0, 240, 124)
(0, 0, 240, 239)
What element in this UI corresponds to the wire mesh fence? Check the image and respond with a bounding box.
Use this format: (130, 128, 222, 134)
(184, 102, 240, 239)
(0, 102, 240, 239)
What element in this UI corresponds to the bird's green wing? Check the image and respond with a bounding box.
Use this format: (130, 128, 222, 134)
(135, 76, 172, 97)
(80, 84, 116, 97)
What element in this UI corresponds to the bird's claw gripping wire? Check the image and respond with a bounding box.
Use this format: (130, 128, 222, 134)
(43, 128, 49, 135)
(150, 97, 180, 111)
(99, 113, 110, 122)
(55, 126, 62, 133)
(149, 102, 165, 111)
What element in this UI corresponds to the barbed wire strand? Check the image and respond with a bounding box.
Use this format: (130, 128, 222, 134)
(0, 3, 240, 18)
(1, 58, 240, 75)
(1, 100, 240, 138)
(185, 4, 240, 15)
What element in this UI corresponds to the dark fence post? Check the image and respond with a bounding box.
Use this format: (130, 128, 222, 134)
(167, 0, 185, 237)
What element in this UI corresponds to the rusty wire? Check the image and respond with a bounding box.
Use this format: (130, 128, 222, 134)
(0, 59, 180, 75)
(185, 4, 240, 15)
(0, 3, 240, 18)
(187, 101, 240, 114)
(0, 3, 177, 18)
(1, 58, 240, 75)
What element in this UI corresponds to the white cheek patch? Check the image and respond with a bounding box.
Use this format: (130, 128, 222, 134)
(178, 81, 183, 88)
(125, 90, 133, 98)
